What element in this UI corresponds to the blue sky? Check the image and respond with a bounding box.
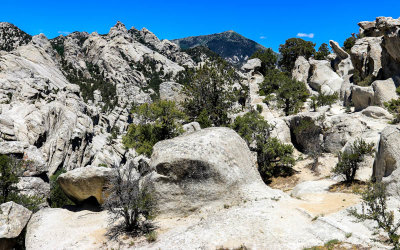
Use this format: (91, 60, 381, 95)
(1, 0, 399, 52)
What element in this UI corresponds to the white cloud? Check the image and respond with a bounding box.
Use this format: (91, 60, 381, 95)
(260, 36, 266, 39)
(58, 31, 71, 35)
(297, 33, 314, 38)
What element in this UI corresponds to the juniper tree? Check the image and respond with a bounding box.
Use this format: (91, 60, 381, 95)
(349, 182, 400, 249)
(332, 139, 374, 183)
(102, 163, 157, 238)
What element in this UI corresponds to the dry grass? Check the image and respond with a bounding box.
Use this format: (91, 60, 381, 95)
(269, 175, 300, 191)
(304, 239, 367, 250)
(328, 180, 369, 194)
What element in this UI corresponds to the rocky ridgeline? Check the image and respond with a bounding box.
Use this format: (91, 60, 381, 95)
(2, 17, 400, 249)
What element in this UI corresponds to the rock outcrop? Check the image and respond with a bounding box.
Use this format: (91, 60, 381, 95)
(351, 85, 374, 111)
(57, 166, 114, 204)
(355, 17, 400, 79)
(0, 202, 32, 249)
(372, 78, 398, 106)
(308, 59, 343, 94)
(292, 56, 310, 84)
(350, 37, 383, 79)
(159, 81, 184, 103)
(373, 126, 400, 182)
(351, 78, 398, 111)
(25, 208, 109, 249)
(329, 40, 354, 77)
(149, 127, 267, 215)
(241, 58, 262, 72)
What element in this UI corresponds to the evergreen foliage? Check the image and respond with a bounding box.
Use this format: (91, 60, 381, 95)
(123, 100, 186, 157)
(384, 87, 400, 124)
(259, 69, 309, 115)
(49, 168, 75, 208)
(182, 60, 241, 127)
(278, 38, 316, 72)
(332, 139, 374, 183)
(349, 182, 400, 249)
(343, 36, 356, 53)
(310, 91, 339, 111)
(314, 43, 330, 60)
(102, 163, 157, 237)
(231, 111, 295, 183)
(0, 155, 42, 212)
(249, 48, 277, 75)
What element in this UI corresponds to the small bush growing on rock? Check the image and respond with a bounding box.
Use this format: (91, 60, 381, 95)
(102, 163, 157, 238)
(278, 38, 316, 72)
(49, 168, 75, 208)
(384, 88, 400, 124)
(314, 43, 330, 60)
(259, 69, 309, 115)
(257, 137, 295, 183)
(276, 78, 309, 116)
(123, 100, 186, 157)
(349, 182, 400, 248)
(332, 139, 374, 183)
(310, 91, 339, 111)
(231, 110, 272, 146)
(182, 60, 241, 127)
(0, 155, 43, 211)
(249, 48, 277, 75)
(0, 155, 20, 204)
(231, 111, 295, 183)
(352, 69, 375, 87)
(385, 99, 400, 124)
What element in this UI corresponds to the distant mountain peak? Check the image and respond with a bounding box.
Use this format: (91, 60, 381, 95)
(172, 31, 267, 66)
(0, 22, 31, 51)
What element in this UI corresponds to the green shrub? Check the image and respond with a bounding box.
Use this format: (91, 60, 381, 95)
(0, 155, 20, 204)
(196, 109, 212, 128)
(257, 137, 295, 182)
(384, 88, 400, 124)
(332, 139, 374, 183)
(314, 43, 330, 60)
(231, 111, 295, 183)
(259, 69, 309, 115)
(123, 100, 186, 157)
(352, 69, 375, 86)
(0, 154, 43, 212)
(310, 91, 339, 111)
(278, 38, 316, 72)
(231, 111, 271, 146)
(182, 60, 240, 127)
(349, 182, 400, 248)
(343, 36, 356, 53)
(249, 48, 277, 75)
(49, 168, 75, 208)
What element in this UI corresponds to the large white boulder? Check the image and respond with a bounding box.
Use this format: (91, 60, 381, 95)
(241, 58, 262, 72)
(0, 202, 32, 247)
(25, 208, 109, 249)
(373, 126, 400, 184)
(57, 166, 114, 204)
(292, 56, 310, 84)
(149, 127, 268, 215)
(351, 85, 374, 111)
(372, 78, 398, 106)
(329, 40, 354, 77)
(308, 59, 343, 94)
(159, 81, 184, 103)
